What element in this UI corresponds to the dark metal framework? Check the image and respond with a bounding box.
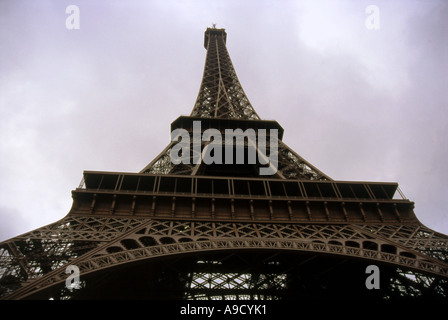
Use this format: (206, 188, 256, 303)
(1, 27, 447, 300)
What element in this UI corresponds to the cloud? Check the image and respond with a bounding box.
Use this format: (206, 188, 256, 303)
(0, 205, 30, 242)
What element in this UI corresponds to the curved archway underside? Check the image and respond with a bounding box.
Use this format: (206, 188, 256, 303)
(2, 217, 447, 299)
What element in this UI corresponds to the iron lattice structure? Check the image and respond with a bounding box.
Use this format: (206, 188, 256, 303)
(1, 28, 447, 300)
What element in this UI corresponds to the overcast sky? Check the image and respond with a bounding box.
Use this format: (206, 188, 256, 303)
(0, 0, 447, 242)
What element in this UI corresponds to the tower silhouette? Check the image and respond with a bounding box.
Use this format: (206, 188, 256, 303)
(1, 27, 447, 300)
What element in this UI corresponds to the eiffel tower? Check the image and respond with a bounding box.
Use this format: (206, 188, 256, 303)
(1, 27, 447, 300)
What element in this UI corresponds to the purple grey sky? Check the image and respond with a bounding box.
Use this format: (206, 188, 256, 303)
(1, 0, 447, 241)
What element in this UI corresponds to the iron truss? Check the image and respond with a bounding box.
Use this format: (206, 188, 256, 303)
(140, 27, 331, 181)
(1, 217, 447, 299)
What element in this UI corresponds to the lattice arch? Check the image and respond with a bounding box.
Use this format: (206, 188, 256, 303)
(4, 218, 447, 299)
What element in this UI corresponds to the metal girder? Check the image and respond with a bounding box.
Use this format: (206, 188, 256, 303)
(191, 28, 260, 120)
(140, 27, 331, 180)
(2, 217, 447, 299)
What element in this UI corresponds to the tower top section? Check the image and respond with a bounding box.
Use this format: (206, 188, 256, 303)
(142, 27, 332, 181)
(191, 27, 260, 120)
(204, 27, 227, 49)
